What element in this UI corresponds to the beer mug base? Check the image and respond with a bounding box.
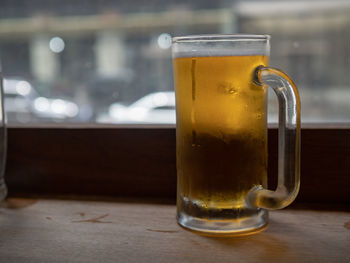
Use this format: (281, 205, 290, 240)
(177, 207, 268, 236)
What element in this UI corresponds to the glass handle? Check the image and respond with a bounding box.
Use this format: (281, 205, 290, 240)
(247, 66, 301, 210)
(0, 73, 7, 201)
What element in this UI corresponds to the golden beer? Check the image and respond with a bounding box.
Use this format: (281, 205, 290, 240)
(174, 55, 269, 218)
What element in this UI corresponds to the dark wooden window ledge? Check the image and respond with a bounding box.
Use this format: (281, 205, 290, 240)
(5, 124, 350, 203)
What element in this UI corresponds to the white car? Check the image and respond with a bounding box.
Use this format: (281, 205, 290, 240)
(3, 78, 79, 123)
(98, 91, 176, 124)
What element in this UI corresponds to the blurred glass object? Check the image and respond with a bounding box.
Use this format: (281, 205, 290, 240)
(0, 74, 7, 201)
(0, 0, 349, 124)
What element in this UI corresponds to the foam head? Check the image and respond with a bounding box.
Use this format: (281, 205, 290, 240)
(172, 34, 270, 58)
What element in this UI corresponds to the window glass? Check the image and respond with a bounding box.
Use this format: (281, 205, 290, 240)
(0, 0, 349, 124)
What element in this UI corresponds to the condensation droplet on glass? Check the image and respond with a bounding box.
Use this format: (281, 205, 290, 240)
(256, 113, 262, 119)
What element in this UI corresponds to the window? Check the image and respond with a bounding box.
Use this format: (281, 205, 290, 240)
(1, 1, 349, 205)
(0, 0, 349, 124)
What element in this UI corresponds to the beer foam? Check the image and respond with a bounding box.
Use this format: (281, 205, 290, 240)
(172, 35, 270, 58)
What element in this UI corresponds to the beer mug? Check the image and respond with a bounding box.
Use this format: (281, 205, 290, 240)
(172, 35, 300, 235)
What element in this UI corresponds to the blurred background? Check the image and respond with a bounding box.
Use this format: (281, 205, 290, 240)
(0, 0, 349, 124)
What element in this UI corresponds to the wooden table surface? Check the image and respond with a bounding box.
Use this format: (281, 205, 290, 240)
(0, 198, 349, 263)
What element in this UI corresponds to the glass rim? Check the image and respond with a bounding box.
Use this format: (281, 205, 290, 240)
(172, 34, 270, 43)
